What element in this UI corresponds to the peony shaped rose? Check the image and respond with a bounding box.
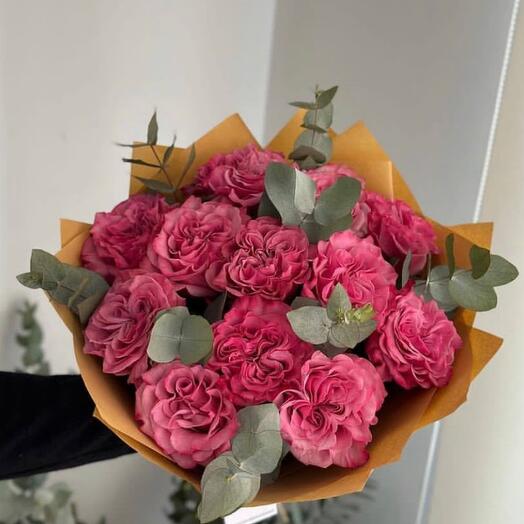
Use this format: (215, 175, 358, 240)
(366, 289, 462, 389)
(302, 230, 397, 324)
(276, 351, 386, 468)
(206, 217, 309, 301)
(81, 193, 169, 283)
(135, 362, 239, 469)
(207, 296, 314, 407)
(364, 192, 438, 274)
(84, 272, 184, 384)
(306, 163, 369, 237)
(186, 144, 285, 207)
(143, 196, 248, 297)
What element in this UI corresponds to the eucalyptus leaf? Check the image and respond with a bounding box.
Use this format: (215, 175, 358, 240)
(198, 457, 260, 523)
(477, 254, 519, 287)
(204, 292, 228, 323)
(232, 404, 283, 475)
(316, 86, 338, 109)
(303, 103, 333, 132)
(314, 176, 361, 226)
(301, 213, 352, 243)
(287, 306, 331, 345)
(470, 245, 491, 279)
(426, 265, 458, 311)
(293, 169, 316, 214)
(328, 319, 376, 349)
(178, 143, 196, 188)
(180, 314, 213, 364)
(445, 234, 455, 277)
(400, 251, 413, 288)
(257, 191, 280, 219)
(289, 100, 317, 110)
(289, 145, 327, 164)
(449, 269, 497, 311)
(326, 283, 351, 320)
(291, 296, 320, 309)
(147, 307, 189, 363)
(133, 176, 175, 194)
(16, 272, 42, 289)
(264, 163, 304, 225)
(293, 130, 332, 165)
(147, 111, 158, 145)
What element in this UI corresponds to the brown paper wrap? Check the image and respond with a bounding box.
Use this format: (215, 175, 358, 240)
(53, 113, 502, 503)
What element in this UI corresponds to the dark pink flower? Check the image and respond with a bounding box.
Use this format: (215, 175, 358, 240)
(207, 296, 314, 407)
(136, 362, 239, 469)
(186, 144, 285, 207)
(366, 289, 462, 389)
(302, 230, 397, 325)
(276, 351, 386, 468)
(143, 196, 248, 297)
(84, 272, 185, 384)
(206, 217, 309, 301)
(81, 193, 169, 283)
(306, 163, 369, 237)
(364, 192, 438, 274)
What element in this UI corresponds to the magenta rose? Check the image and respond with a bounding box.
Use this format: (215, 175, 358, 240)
(276, 351, 386, 468)
(206, 217, 309, 300)
(302, 230, 397, 325)
(81, 193, 169, 283)
(143, 196, 248, 297)
(366, 289, 462, 389)
(135, 362, 239, 469)
(207, 296, 314, 407)
(186, 144, 285, 207)
(84, 272, 184, 384)
(306, 163, 369, 237)
(364, 192, 438, 274)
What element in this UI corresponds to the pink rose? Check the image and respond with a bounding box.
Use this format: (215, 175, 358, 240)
(84, 272, 184, 384)
(186, 144, 285, 207)
(306, 163, 369, 237)
(276, 351, 386, 468)
(366, 289, 462, 389)
(143, 196, 248, 297)
(302, 230, 397, 325)
(207, 296, 314, 407)
(81, 193, 169, 283)
(206, 217, 309, 301)
(364, 192, 438, 274)
(135, 362, 239, 469)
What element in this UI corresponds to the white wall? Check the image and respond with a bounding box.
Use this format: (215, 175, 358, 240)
(428, 7, 524, 524)
(0, 1, 276, 521)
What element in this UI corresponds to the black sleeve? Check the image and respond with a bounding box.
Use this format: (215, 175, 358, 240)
(0, 372, 135, 480)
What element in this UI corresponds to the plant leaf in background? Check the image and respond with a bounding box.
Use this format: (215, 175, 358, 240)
(198, 404, 283, 523)
(289, 86, 338, 170)
(204, 292, 228, 324)
(414, 235, 518, 312)
(17, 250, 109, 325)
(313, 177, 361, 227)
(147, 306, 213, 365)
(147, 111, 158, 145)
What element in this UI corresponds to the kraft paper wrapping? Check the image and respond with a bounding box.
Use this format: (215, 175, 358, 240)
(53, 112, 503, 503)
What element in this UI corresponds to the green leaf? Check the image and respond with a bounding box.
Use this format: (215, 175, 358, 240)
(180, 314, 213, 364)
(257, 191, 280, 219)
(301, 213, 353, 243)
(204, 292, 228, 323)
(264, 163, 304, 225)
(289, 100, 317, 110)
(147, 111, 158, 145)
(177, 143, 196, 189)
(31, 249, 65, 283)
(445, 234, 456, 277)
(162, 138, 176, 165)
(426, 265, 457, 311)
(314, 176, 361, 226)
(328, 319, 376, 349)
(147, 307, 213, 365)
(326, 283, 351, 321)
(478, 254, 519, 287)
(291, 296, 320, 309)
(303, 103, 333, 132)
(286, 306, 331, 345)
(292, 130, 332, 166)
(316, 86, 338, 109)
(198, 455, 260, 523)
(122, 158, 160, 169)
(470, 245, 491, 279)
(449, 269, 497, 311)
(133, 176, 175, 194)
(293, 169, 316, 214)
(17, 272, 42, 289)
(288, 145, 327, 164)
(400, 251, 413, 287)
(232, 404, 282, 475)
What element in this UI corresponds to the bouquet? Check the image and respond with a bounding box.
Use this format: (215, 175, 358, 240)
(18, 86, 518, 522)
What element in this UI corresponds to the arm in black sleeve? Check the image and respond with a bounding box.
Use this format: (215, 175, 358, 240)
(0, 372, 135, 480)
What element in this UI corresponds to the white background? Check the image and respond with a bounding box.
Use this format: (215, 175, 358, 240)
(0, 1, 519, 522)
